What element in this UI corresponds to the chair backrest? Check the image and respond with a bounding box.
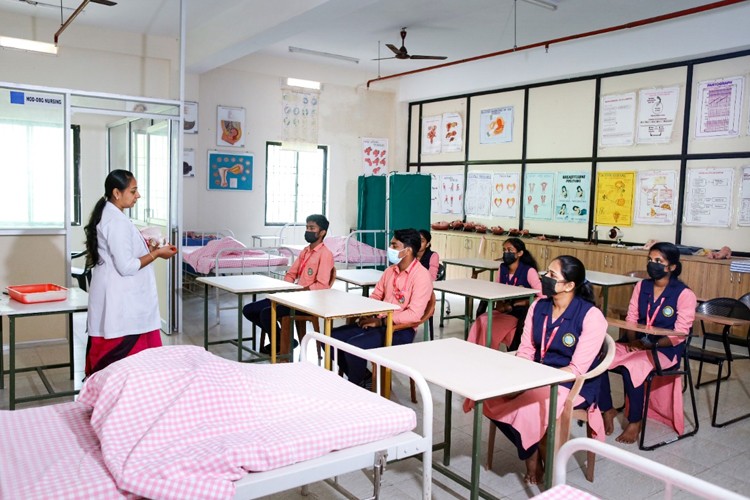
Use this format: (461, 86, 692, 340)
(739, 292, 750, 312)
(436, 262, 446, 281)
(328, 266, 337, 287)
(697, 297, 750, 320)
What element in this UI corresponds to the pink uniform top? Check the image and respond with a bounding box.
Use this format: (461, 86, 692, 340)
(626, 281, 697, 346)
(516, 300, 608, 377)
(372, 259, 433, 325)
(284, 243, 335, 290)
(495, 265, 545, 298)
(426, 252, 439, 281)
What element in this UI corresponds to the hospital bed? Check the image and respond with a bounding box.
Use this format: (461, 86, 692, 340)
(534, 438, 747, 500)
(0, 333, 432, 500)
(281, 230, 387, 269)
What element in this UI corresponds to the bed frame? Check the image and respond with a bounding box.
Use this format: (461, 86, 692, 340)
(233, 332, 433, 499)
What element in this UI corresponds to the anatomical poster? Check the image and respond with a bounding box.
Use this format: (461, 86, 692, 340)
(216, 105, 245, 148)
(361, 137, 387, 176)
(594, 171, 635, 227)
(430, 174, 441, 213)
(490, 172, 520, 218)
(465, 172, 492, 217)
(207, 151, 253, 191)
(554, 172, 590, 223)
(438, 173, 464, 215)
(441, 112, 463, 153)
(634, 170, 676, 225)
(422, 115, 442, 154)
(684, 167, 734, 227)
(479, 106, 513, 144)
(523, 172, 555, 220)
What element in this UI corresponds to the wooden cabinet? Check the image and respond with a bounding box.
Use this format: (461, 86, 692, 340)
(681, 258, 750, 302)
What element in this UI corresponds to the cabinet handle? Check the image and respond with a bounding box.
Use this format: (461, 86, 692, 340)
(739, 273, 742, 284)
(730, 273, 733, 283)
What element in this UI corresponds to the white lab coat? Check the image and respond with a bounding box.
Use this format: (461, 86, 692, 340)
(87, 202, 161, 339)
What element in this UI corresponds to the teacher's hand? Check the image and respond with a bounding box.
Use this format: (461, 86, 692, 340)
(155, 244, 178, 260)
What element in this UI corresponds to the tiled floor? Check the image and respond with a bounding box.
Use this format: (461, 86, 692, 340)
(2, 282, 750, 499)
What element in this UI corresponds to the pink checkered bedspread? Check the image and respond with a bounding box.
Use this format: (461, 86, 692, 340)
(0, 402, 135, 499)
(66, 345, 416, 500)
(182, 236, 288, 274)
(533, 484, 599, 499)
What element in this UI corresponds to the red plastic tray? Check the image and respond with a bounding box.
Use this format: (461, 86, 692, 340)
(6, 283, 68, 304)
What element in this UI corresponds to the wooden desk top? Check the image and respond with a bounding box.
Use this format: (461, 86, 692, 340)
(0, 288, 89, 316)
(695, 312, 750, 327)
(586, 270, 641, 287)
(433, 278, 538, 301)
(606, 317, 686, 337)
(196, 275, 302, 294)
(442, 257, 500, 270)
(371, 338, 574, 401)
(335, 269, 384, 286)
(269, 288, 399, 319)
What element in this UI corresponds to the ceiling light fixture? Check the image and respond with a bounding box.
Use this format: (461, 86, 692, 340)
(289, 46, 359, 64)
(521, 0, 558, 10)
(286, 78, 321, 90)
(0, 35, 58, 54)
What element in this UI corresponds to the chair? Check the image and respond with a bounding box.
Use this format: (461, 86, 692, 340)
(739, 292, 750, 311)
(687, 297, 750, 427)
(275, 267, 337, 359)
(486, 334, 615, 482)
(436, 262, 451, 328)
(372, 293, 436, 403)
(70, 250, 92, 291)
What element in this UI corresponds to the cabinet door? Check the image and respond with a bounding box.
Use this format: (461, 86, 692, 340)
(486, 236, 503, 261)
(431, 232, 449, 260)
(523, 240, 548, 269)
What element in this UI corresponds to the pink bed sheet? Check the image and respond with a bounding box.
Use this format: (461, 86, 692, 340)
(73, 346, 416, 500)
(182, 236, 288, 274)
(0, 402, 134, 499)
(286, 236, 386, 264)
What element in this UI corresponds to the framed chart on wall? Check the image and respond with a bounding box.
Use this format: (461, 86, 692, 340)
(217, 105, 245, 148)
(207, 151, 253, 191)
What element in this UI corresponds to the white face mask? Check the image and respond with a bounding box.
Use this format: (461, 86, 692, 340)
(387, 247, 403, 265)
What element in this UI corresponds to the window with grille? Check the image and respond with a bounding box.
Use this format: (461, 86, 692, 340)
(265, 142, 327, 225)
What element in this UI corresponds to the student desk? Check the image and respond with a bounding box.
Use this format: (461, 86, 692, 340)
(0, 288, 88, 410)
(371, 338, 575, 498)
(585, 270, 641, 316)
(433, 278, 538, 341)
(335, 269, 383, 296)
(251, 234, 283, 247)
(268, 289, 399, 384)
(197, 275, 302, 362)
(442, 257, 499, 281)
(606, 317, 686, 337)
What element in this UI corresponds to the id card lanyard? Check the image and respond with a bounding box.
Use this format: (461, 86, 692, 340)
(540, 315, 561, 362)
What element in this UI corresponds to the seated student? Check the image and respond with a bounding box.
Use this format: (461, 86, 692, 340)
(599, 242, 697, 444)
(470, 238, 543, 351)
(242, 214, 334, 354)
(465, 255, 607, 484)
(332, 228, 433, 387)
(417, 229, 439, 281)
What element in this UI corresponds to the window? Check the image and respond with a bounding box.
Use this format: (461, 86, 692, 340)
(265, 142, 327, 225)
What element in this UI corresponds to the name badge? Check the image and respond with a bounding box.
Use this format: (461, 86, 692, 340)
(307, 267, 313, 276)
(561, 333, 577, 347)
(662, 305, 674, 318)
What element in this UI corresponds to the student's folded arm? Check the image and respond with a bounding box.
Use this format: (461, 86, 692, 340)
(393, 276, 432, 325)
(308, 254, 335, 290)
(670, 288, 698, 345)
(568, 307, 608, 376)
(284, 255, 301, 283)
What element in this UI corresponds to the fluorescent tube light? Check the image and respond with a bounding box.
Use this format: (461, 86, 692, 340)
(286, 78, 321, 90)
(0, 36, 58, 55)
(288, 46, 359, 64)
(521, 0, 558, 10)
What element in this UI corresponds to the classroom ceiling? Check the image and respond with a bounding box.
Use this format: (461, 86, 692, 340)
(0, 0, 738, 76)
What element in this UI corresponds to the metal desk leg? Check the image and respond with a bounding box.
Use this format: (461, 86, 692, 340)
(237, 293, 244, 362)
(68, 313, 74, 380)
(544, 383, 559, 490)
(270, 301, 277, 364)
(252, 293, 257, 351)
(439, 290, 446, 327)
(601, 286, 609, 316)
(464, 296, 470, 339)
(363, 285, 370, 298)
(443, 389, 452, 466)
(489, 269, 496, 282)
(203, 283, 209, 350)
(470, 400, 484, 500)
(383, 311, 394, 399)
(324, 319, 332, 370)
(9, 317, 15, 410)
(486, 300, 494, 348)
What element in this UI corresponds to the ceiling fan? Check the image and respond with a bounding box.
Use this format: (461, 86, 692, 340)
(16, 0, 115, 8)
(54, 0, 117, 44)
(375, 28, 447, 61)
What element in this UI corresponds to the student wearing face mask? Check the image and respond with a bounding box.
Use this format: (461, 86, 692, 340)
(242, 214, 334, 354)
(464, 255, 607, 484)
(331, 228, 433, 387)
(416, 229, 439, 281)
(599, 242, 696, 444)
(469, 238, 543, 351)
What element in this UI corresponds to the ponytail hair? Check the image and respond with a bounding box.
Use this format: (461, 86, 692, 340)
(84, 169, 134, 267)
(504, 237, 539, 271)
(649, 241, 683, 279)
(555, 254, 596, 304)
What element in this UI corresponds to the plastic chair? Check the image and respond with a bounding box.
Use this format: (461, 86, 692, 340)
(487, 334, 616, 482)
(70, 250, 92, 291)
(739, 291, 750, 311)
(687, 297, 750, 427)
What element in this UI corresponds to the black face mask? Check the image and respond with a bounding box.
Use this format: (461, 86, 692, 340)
(541, 275, 560, 297)
(647, 261, 668, 280)
(502, 252, 517, 265)
(304, 231, 319, 244)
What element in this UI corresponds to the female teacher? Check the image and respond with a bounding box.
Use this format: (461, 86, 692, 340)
(84, 169, 177, 376)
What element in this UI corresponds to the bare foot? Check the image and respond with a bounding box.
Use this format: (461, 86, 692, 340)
(603, 408, 618, 436)
(523, 451, 544, 485)
(615, 421, 641, 444)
